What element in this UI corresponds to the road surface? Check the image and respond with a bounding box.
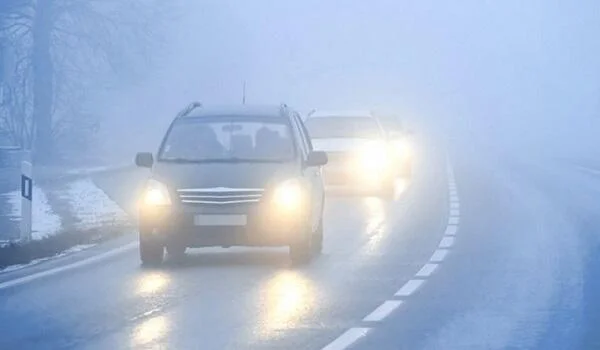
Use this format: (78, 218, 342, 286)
(0, 138, 598, 350)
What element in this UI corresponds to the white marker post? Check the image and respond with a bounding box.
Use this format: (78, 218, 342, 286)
(20, 161, 33, 242)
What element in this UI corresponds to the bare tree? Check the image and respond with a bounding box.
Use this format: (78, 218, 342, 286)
(0, 0, 171, 163)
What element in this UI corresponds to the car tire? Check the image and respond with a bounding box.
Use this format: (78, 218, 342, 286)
(312, 218, 324, 256)
(166, 243, 187, 261)
(140, 237, 164, 266)
(290, 224, 312, 265)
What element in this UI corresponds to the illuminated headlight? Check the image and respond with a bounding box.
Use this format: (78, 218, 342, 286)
(392, 139, 413, 158)
(143, 179, 172, 206)
(359, 142, 389, 170)
(272, 178, 304, 210)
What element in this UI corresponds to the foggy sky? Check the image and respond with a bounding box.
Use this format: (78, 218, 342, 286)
(97, 1, 600, 160)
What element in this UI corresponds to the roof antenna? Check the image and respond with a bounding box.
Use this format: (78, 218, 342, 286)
(242, 80, 246, 105)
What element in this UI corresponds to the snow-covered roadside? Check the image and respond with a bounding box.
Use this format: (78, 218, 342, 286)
(5, 185, 62, 240)
(62, 179, 129, 229)
(3, 178, 129, 240)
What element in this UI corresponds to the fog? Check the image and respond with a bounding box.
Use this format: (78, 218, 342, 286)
(96, 0, 600, 163)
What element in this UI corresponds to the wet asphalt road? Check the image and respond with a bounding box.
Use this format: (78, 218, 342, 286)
(0, 139, 599, 350)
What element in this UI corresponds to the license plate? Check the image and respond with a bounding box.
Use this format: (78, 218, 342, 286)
(193, 214, 247, 226)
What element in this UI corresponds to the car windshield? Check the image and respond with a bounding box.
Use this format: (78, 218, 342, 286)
(158, 117, 295, 162)
(305, 117, 382, 139)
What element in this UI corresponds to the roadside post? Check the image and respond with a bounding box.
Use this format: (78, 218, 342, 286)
(20, 160, 32, 242)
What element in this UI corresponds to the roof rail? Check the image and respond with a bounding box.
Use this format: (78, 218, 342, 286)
(175, 101, 203, 118)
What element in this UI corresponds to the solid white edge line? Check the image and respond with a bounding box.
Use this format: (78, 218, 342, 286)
(0, 242, 138, 291)
(363, 300, 403, 322)
(395, 279, 425, 297)
(415, 263, 439, 277)
(439, 236, 455, 248)
(322, 328, 371, 350)
(430, 249, 449, 262)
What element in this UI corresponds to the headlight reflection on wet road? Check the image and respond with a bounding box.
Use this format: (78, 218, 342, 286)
(136, 272, 170, 296)
(257, 271, 316, 338)
(131, 315, 170, 347)
(361, 197, 388, 256)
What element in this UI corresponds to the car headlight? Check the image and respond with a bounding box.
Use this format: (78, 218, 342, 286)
(359, 142, 389, 170)
(143, 179, 172, 206)
(392, 139, 412, 158)
(272, 178, 304, 211)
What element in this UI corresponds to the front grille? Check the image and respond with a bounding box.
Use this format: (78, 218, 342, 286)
(177, 187, 264, 205)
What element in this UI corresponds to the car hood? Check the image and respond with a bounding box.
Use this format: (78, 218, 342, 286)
(152, 161, 299, 190)
(312, 138, 376, 153)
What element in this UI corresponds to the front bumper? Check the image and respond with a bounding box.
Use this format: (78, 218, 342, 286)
(139, 202, 307, 248)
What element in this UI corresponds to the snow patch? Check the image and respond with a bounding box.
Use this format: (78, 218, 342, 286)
(65, 179, 128, 229)
(5, 186, 63, 240)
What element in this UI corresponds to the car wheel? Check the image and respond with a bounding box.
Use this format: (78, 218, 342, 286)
(139, 236, 164, 266)
(166, 243, 187, 261)
(312, 218, 324, 256)
(290, 225, 312, 265)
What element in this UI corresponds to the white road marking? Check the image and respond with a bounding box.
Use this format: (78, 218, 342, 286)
(363, 300, 403, 322)
(0, 242, 137, 291)
(395, 279, 425, 297)
(430, 249, 449, 262)
(416, 263, 439, 277)
(445, 225, 458, 236)
(439, 236, 455, 248)
(326, 159, 461, 349)
(322, 328, 371, 350)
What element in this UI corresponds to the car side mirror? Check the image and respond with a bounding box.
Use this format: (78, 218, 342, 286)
(135, 152, 154, 168)
(306, 151, 328, 167)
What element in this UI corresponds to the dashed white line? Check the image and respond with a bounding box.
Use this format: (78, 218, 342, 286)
(322, 328, 371, 350)
(430, 249, 449, 262)
(444, 225, 458, 236)
(395, 279, 425, 297)
(415, 263, 438, 277)
(363, 300, 403, 322)
(439, 236, 455, 248)
(322, 160, 461, 350)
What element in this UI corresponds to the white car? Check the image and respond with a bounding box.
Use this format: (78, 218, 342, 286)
(304, 110, 398, 196)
